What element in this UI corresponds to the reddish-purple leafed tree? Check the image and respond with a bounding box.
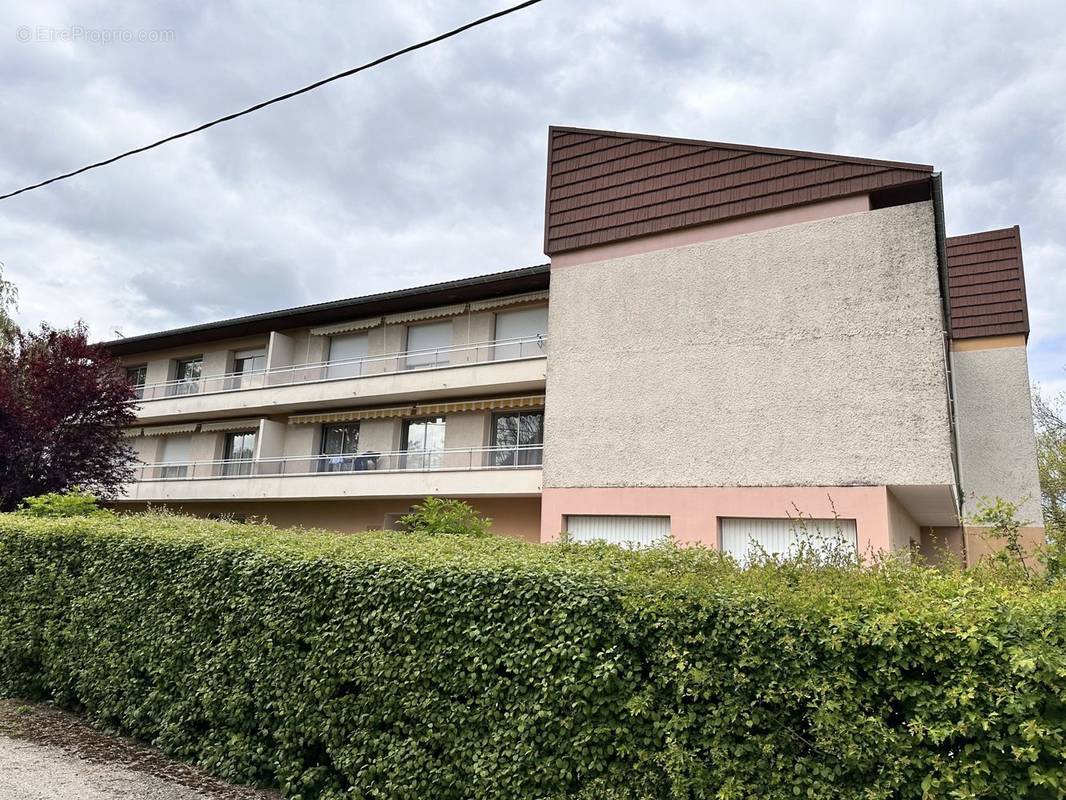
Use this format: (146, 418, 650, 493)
(0, 323, 136, 510)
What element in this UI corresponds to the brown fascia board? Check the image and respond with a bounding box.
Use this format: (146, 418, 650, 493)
(102, 263, 550, 357)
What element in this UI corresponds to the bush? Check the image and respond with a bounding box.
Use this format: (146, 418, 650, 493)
(399, 496, 492, 537)
(1, 513, 1064, 799)
(17, 489, 105, 517)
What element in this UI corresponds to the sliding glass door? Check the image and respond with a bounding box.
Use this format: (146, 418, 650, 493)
(222, 431, 257, 476)
(402, 417, 446, 469)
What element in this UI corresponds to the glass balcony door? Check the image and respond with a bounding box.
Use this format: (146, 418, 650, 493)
(490, 410, 544, 466)
(402, 417, 446, 470)
(125, 365, 147, 400)
(170, 357, 203, 396)
(319, 422, 361, 472)
(227, 349, 266, 390)
(222, 431, 257, 476)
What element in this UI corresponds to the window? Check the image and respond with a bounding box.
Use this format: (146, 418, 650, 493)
(318, 422, 361, 472)
(493, 306, 548, 360)
(719, 518, 858, 565)
(159, 435, 192, 479)
(222, 431, 257, 477)
(565, 515, 670, 549)
(490, 410, 544, 466)
(228, 349, 266, 389)
(405, 321, 452, 369)
(170, 357, 203, 396)
(125, 365, 147, 400)
(402, 417, 446, 470)
(327, 333, 369, 379)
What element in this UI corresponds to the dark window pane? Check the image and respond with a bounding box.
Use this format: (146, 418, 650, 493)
(319, 423, 360, 472)
(491, 411, 543, 466)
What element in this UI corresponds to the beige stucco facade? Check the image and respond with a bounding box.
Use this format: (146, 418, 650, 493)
(543, 202, 956, 502)
(950, 340, 1043, 524)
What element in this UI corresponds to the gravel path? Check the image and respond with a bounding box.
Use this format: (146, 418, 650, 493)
(0, 700, 280, 800)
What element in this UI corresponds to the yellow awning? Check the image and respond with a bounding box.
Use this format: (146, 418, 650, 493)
(309, 317, 382, 336)
(414, 395, 545, 415)
(468, 291, 549, 311)
(384, 303, 467, 324)
(200, 418, 262, 433)
(141, 423, 198, 437)
(122, 428, 143, 438)
(288, 406, 415, 425)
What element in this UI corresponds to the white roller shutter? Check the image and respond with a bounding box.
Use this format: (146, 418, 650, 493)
(565, 515, 670, 549)
(405, 321, 453, 367)
(327, 333, 369, 378)
(493, 306, 548, 360)
(720, 517, 857, 564)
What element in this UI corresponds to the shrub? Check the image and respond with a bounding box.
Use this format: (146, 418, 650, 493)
(17, 489, 105, 518)
(1, 513, 1064, 799)
(399, 496, 492, 537)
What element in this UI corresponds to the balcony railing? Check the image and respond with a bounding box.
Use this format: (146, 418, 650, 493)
(133, 444, 544, 481)
(133, 335, 548, 402)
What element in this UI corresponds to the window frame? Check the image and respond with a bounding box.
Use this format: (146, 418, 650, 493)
(489, 409, 544, 466)
(401, 416, 447, 469)
(221, 430, 257, 477)
(171, 356, 204, 396)
(125, 364, 148, 399)
(318, 422, 362, 472)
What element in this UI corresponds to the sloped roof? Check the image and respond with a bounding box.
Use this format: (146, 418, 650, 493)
(102, 264, 550, 356)
(543, 126, 935, 255)
(946, 226, 1029, 339)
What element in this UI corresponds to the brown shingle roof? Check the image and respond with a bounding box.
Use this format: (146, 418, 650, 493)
(544, 126, 935, 255)
(946, 226, 1029, 340)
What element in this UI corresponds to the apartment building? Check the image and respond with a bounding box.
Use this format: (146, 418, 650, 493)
(105, 126, 1044, 562)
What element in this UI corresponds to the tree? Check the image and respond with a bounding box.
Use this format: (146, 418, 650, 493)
(1033, 388, 1066, 532)
(0, 261, 17, 341)
(0, 323, 136, 511)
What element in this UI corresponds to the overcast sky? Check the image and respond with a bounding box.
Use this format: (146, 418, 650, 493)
(2, 1, 1064, 393)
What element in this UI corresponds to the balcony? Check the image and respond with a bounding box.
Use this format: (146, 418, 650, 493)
(131, 336, 548, 424)
(119, 445, 544, 502)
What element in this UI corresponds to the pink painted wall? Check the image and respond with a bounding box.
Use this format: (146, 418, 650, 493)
(540, 485, 896, 555)
(550, 195, 871, 268)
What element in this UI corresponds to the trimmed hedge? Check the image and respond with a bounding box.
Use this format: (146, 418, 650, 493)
(1, 514, 1065, 799)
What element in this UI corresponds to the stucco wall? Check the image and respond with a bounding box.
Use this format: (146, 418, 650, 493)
(951, 344, 1043, 524)
(544, 202, 955, 489)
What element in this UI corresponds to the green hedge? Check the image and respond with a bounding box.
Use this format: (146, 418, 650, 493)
(1, 514, 1064, 799)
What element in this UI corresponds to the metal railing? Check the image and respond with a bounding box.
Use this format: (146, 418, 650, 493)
(133, 444, 544, 481)
(133, 335, 548, 402)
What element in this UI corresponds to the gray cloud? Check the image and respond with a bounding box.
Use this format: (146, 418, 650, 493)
(2, 0, 1065, 394)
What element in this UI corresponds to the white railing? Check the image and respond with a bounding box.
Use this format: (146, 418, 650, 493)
(133, 335, 547, 402)
(133, 444, 544, 481)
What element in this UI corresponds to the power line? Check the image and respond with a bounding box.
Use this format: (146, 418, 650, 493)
(0, 0, 544, 202)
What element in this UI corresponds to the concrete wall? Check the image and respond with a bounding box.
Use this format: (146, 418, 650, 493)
(544, 201, 954, 490)
(951, 342, 1043, 524)
(113, 497, 543, 542)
